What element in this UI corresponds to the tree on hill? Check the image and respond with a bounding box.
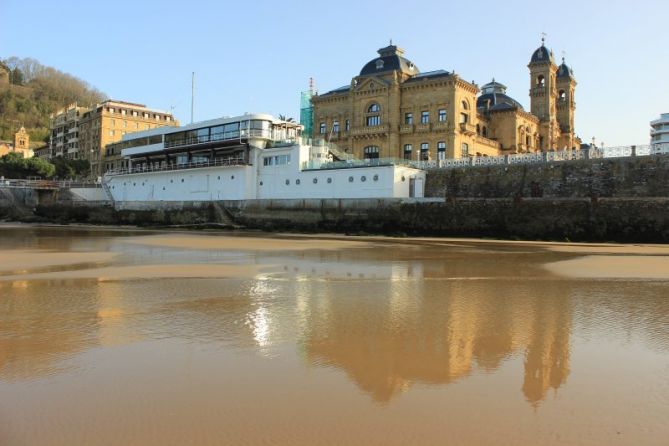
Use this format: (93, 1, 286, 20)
(0, 56, 107, 143)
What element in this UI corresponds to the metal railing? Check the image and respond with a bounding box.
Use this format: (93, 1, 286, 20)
(163, 129, 274, 149)
(0, 179, 101, 189)
(104, 156, 249, 177)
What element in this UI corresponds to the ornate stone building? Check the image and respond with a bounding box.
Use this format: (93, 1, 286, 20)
(311, 40, 579, 161)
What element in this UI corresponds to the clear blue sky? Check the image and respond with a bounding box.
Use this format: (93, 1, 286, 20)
(2, 0, 667, 146)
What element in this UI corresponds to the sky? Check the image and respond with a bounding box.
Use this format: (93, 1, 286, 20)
(1, 0, 667, 146)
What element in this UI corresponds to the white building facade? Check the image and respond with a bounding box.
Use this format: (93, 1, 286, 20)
(104, 114, 425, 202)
(650, 113, 669, 153)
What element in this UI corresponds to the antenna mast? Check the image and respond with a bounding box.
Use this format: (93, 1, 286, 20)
(191, 72, 195, 124)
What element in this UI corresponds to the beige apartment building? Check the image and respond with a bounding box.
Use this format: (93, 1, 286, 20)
(311, 40, 579, 161)
(49, 99, 178, 176)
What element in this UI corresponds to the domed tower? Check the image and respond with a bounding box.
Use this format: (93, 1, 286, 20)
(556, 58, 577, 149)
(528, 38, 559, 151)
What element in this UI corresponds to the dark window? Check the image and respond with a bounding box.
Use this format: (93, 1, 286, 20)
(364, 145, 380, 160)
(403, 144, 412, 160)
(405, 113, 413, 125)
(421, 111, 429, 124)
(366, 115, 380, 126)
(368, 103, 380, 113)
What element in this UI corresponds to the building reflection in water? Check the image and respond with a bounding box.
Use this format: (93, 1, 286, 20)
(294, 257, 573, 406)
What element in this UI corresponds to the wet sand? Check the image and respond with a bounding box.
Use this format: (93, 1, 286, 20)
(0, 250, 118, 272)
(123, 234, 373, 251)
(545, 254, 669, 279)
(0, 263, 269, 281)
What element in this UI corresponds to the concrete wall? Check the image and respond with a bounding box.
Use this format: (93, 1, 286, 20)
(424, 154, 669, 199)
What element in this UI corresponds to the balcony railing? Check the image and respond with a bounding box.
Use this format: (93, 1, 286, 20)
(459, 122, 477, 135)
(104, 156, 249, 176)
(163, 129, 274, 149)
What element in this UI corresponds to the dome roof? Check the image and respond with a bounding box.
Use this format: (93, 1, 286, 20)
(477, 79, 524, 111)
(557, 59, 575, 79)
(359, 44, 419, 77)
(530, 41, 554, 64)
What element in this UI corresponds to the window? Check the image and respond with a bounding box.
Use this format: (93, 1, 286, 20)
(460, 113, 469, 124)
(403, 144, 412, 160)
(438, 109, 447, 122)
(121, 109, 126, 116)
(345, 119, 350, 132)
(319, 122, 326, 134)
(421, 111, 429, 124)
(537, 75, 545, 87)
(132, 111, 138, 117)
(559, 90, 566, 101)
(123, 120, 127, 128)
(482, 126, 488, 137)
(109, 130, 115, 137)
(332, 120, 340, 133)
(461, 100, 469, 110)
(420, 142, 429, 161)
(405, 113, 413, 125)
(437, 141, 446, 160)
(367, 103, 380, 113)
(461, 143, 469, 157)
(366, 115, 381, 126)
(364, 145, 380, 160)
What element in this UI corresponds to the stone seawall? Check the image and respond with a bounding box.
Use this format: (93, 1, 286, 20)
(424, 154, 669, 198)
(25, 197, 669, 242)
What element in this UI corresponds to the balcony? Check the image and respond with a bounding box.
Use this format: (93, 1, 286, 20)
(459, 122, 477, 135)
(433, 121, 450, 131)
(416, 123, 431, 133)
(399, 124, 414, 134)
(351, 124, 389, 137)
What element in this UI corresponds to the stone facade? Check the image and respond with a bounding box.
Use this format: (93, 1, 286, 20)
(312, 41, 580, 161)
(49, 100, 178, 176)
(0, 127, 33, 158)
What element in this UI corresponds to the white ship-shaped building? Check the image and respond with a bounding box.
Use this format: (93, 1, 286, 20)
(103, 113, 425, 202)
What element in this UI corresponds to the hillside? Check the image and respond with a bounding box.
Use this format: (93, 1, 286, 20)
(0, 57, 106, 145)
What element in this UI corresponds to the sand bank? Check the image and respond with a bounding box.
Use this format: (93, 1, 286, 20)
(0, 250, 118, 272)
(123, 234, 371, 252)
(0, 263, 269, 282)
(544, 255, 669, 279)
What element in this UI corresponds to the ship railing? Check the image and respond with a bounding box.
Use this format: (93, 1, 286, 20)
(301, 157, 415, 170)
(105, 157, 248, 176)
(0, 179, 101, 189)
(163, 129, 275, 149)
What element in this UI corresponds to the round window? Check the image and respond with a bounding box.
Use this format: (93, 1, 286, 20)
(313, 178, 318, 184)
(361, 176, 366, 182)
(231, 175, 235, 180)
(181, 179, 184, 183)
(259, 181, 263, 186)
(348, 176, 354, 182)
(133, 183, 136, 186)
(285, 179, 290, 185)
(373, 174, 379, 181)
(217, 176, 221, 180)
(296, 179, 301, 185)
(401, 176, 406, 182)
(327, 178, 332, 184)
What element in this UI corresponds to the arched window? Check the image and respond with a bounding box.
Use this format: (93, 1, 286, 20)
(482, 126, 488, 138)
(461, 143, 469, 157)
(364, 145, 380, 160)
(559, 90, 566, 101)
(476, 124, 481, 135)
(537, 75, 545, 87)
(366, 103, 381, 126)
(403, 144, 412, 160)
(461, 100, 469, 110)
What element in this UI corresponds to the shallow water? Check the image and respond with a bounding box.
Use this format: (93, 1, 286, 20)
(1, 226, 668, 445)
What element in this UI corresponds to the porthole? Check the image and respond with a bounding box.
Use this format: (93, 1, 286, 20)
(296, 179, 301, 185)
(170, 179, 173, 183)
(285, 179, 290, 185)
(123, 182, 126, 186)
(361, 176, 367, 182)
(401, 176, 406, 182)
(313, 178, 318, 184)
(162, 186, 166, 190)
(259, 181, 263, 186)
(327, 178, 332, 184)
(231, 175, 235, 180)
(373, 174, 379, 181)
(217, 176, 221, 180)
(348, 176, 354, 182)
(181, 179, 184, 183)
(112, 186, 115, 189)
(133, 182, 136, 186)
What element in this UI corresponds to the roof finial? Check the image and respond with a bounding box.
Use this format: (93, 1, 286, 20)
(390, 38, 393, 46)
(492, 76, 495, 83)
(540, 32, 547, 46)
(561, 50, 566, 63)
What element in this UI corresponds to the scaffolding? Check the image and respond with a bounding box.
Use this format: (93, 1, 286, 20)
(299, 78, 315, 138)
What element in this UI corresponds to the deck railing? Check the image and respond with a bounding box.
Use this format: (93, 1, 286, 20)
(104, 157, 248, 177)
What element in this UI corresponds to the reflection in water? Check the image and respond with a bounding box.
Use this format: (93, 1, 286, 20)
(300, 272, 572, 404)
(1, 228, 669, 445)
